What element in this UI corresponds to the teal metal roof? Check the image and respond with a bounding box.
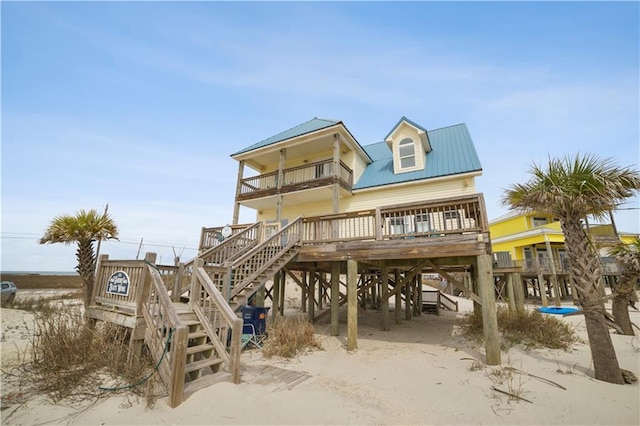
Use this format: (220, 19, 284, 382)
(353, 123, 482, 190)
(232, 117, 340, 156)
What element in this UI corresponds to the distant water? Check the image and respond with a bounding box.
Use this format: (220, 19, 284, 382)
(1, 271, 79, 276)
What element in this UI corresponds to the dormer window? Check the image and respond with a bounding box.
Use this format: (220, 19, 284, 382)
(385, 117, 431, 174)
(399, 138, 416, 169)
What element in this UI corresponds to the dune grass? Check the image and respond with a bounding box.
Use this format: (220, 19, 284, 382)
(458, 306, 580, 350)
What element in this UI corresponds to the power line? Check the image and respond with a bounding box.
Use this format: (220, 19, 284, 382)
(0, 233, 198, 251)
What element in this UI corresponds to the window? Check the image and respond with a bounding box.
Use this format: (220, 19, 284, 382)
(443, 210, 459, 220)
(399, 138, 416, 169)
(532, 217, 548, 227)
(389, 217, 407, 235)
(415, 214, 431, 233)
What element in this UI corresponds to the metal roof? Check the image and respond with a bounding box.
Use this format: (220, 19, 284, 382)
(231, 117, 340, 156)
(353, 123, 482, 190)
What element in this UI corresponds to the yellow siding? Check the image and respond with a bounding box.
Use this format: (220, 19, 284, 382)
(345, 176, 477, 212)
(352, 153, 368, 184)
(490, 212, 558, 238)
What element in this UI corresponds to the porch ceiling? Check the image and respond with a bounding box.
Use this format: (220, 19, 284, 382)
(235, 126, 363, 172)
(239, 185, 351, 211)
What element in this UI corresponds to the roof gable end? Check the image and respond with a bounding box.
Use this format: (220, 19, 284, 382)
(384, 116, 431, 153)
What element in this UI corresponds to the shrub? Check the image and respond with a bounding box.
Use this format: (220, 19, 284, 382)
(261, 315, 321, 359)
(7, 305, 161, 406)
(458, 306, 579, 350)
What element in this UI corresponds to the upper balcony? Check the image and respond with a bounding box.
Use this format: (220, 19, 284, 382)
(237, 159, 353, 204)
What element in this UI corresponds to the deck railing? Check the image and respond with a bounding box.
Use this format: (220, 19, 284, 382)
(199, 223, 253, 251)
(238, 159, 353, 200)
(301, 194, 488, 244)
(142, 264, 189, 408)
(519, 257, 570, 274)
(196, 222, 263, 266)
(190, 261, 243, 384)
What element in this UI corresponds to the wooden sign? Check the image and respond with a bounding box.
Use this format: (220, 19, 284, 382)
(106, 271, 130, 296)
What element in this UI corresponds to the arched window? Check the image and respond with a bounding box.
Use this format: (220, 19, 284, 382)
(399, 138, 416, 169)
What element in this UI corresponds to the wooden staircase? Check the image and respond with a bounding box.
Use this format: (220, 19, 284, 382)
(422, 290, 459, 315)
(175, 304, 231, 397)
(140, 218, 303, 407)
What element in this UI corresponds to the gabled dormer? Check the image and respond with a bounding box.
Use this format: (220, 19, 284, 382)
(384, 116, 432, 174)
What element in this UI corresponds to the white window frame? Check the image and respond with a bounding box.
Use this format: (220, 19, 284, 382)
(398, 138, 416, 170)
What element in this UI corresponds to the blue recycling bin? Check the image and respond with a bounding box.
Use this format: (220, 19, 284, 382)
(242, 306, 270, 335)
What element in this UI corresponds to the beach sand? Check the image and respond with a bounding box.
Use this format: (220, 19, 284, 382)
(1, 288, 639, 425)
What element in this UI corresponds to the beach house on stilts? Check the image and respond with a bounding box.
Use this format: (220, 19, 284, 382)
(85, 116, 501, 407)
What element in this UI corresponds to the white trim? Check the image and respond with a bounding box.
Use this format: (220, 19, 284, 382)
(232, 124, 372, 166)
(491, 227, 564, 244)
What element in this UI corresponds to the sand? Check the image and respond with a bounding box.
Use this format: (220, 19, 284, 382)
(1, 289, 639, 425)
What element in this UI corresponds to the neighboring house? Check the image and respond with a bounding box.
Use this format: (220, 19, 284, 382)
(229, 116, 482, 227)
(489, 210, 636, 304)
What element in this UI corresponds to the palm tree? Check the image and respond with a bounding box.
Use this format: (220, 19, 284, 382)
(608, 237, 640, 336)
(503, 154, 640, 384)
(40, 209, 119, 309)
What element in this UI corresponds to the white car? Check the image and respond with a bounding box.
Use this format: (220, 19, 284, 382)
(1, 281, 17, 307)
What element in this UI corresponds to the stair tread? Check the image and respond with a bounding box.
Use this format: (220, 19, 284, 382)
(185, 357, 224, 374)
(187, 343, 215, 355)
(189, 330, 208, 339)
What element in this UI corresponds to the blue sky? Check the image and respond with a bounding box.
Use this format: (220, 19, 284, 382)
(2, 1, 639, 271)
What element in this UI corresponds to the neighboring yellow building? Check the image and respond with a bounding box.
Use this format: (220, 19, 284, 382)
(489, 210, 637, 304)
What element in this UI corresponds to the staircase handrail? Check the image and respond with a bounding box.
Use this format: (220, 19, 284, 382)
(229, 217, 303, 299)
(191, 262, 243, 384)
(184, 222, 263, 269)
(439, 291, 459, 312)
(142, 264, 189, 408)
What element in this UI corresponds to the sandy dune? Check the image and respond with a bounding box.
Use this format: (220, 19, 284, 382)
(1, 290, 639, 425)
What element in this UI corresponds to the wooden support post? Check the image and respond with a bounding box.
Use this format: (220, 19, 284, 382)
(395, 269, 402, 324)
(232, 160, 244, 225)
(331, 262, 340, 336)
(167, 325, 189, 408)
(537, 274, 549, 307)
(347, 259, 358, 351)
(478, 254, 501, 365)
(308, 268, 316, 323)
(332, 134, 340, 214)
(505, 273, 516, 312)
(413, 275, 420, 316)
(279, 271, 286, 316)
(381, 263, 389, 331)
(256, 286, 265, 307)
(371, 277, 377, 309)
(417, 275, 423, 316)
(471, 266, 481, 314)
(512, 272, 525, 313)
(318, 273, 323, 311)
(544, 238, 561, 307)
(276, 148, 286, 223)
(172, 262, 184, 303)
(301, 271, 307, 313)
(405, 274, 412, 321)
(272, 272, 281, 319)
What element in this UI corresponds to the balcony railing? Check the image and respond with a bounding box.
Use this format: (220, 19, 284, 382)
(301, 194, 488, 244)
(238, 159, 353, 201)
